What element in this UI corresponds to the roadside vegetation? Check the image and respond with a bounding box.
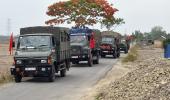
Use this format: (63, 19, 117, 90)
(122, 45, 139, 63)
(0, 69, 13, 85)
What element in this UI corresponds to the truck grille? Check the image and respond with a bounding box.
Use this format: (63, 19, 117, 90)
(100, 44, 112, 50)
(71, 46, 81, 55)
(23, 59, 41, 65)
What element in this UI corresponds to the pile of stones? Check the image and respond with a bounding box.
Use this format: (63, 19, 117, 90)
(98, 48, 170, 100)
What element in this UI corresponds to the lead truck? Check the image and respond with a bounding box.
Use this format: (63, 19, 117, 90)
(10, 26, 71, 82)
(69, 27, 101, 67)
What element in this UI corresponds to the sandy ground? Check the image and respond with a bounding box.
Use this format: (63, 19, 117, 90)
(0, 44, 13, 72)
(81, 46, 164, 100)
(81, 54, 131, 100)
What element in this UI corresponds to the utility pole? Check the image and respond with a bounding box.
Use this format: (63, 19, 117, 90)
(7, 18, 11, 36)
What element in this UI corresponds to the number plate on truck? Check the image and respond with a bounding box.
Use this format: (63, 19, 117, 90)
(72, 56, 78, 58)
(103, 51, 108, 53)
(25, 67, 36, 71)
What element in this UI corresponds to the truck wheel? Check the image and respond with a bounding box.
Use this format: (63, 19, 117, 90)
(125, 49, 128, 54)
(60, 63, 66, 77)
(60, 69, 66, 77)
(48, 73, 55, 82)
(113, 52, 117, 59)
(101, 55, 105, 58)
(117, 52, 120, 58)
(48, 66, 56, 82)
(14, 75, 22, 83)
(66, 61, 70, 71)
(88, 55, 93, 67)
(93, 56, 99, 64)
(72, 61, 79, 64)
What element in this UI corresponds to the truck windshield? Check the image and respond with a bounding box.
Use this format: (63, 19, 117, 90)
(17, 35, 51, 50)
(70, 35, 87, 45)
(102, 37, 114, 44)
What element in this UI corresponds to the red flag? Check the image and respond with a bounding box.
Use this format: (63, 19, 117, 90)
(90, 32, 95, 49)
(9, 33, 13, 55)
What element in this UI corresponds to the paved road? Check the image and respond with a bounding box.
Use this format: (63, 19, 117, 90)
(0, 57, 118, 100)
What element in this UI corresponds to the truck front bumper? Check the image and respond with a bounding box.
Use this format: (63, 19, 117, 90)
(71, 54, 89, 62)
(101, 50, 115, 55)
(10, 65, 53, 77)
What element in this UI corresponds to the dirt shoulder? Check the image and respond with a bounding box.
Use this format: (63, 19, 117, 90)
(0, 44, 13, 84)
(81, 47, 165, 100)
(81, 57, 131, 100)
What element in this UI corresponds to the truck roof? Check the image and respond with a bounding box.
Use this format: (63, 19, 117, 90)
(101, 31, 121, 38)
(20, 33, 53, 36)
(69, 27, 92, 35)
(20, 26, 69, 35)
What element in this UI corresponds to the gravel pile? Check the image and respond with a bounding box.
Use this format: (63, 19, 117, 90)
(97, 48, 170, 100)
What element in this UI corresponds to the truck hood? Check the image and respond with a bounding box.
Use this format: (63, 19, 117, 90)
(14, 50, 51, 58)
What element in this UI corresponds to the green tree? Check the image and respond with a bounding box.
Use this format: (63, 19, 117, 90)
(150, 26, 167, 40)
(134, 30, 144, 41)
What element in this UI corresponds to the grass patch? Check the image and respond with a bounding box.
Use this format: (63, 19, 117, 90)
(95, 92, 105, 100)
(0, 69, 13, 85)
(122, 45, 139, 63)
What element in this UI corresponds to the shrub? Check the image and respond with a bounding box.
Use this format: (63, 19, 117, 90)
(0, 69, 13, 84)
(122, 45, 138, 63)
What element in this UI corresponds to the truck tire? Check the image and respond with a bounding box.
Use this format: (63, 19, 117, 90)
(48, 73, 55, 82)
(88, 55, 93, 67)
(14, 74, 22, 83)
(66, 60, 70, 71)
(101, 55, 105, 58)
(60, 63, 66, 77)
(72, 61, 79, 64)
(93, 55, 99, 64)
(125, 49, 128, 54)
(117, 52, 120, 58)
(113, 51, 117, 59)
(48, 65, 56, 82)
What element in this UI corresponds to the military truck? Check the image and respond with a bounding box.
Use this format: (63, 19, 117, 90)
(69, 27, 101, 67)
(100, 31, 121, 58)
(119, 39, 128, 54)
(10, 26, 71, 82)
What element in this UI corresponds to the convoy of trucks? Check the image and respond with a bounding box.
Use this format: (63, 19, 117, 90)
(10, 26, 130, 82)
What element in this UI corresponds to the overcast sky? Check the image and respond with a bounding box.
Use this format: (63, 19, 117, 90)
(0, 0, 170, 36)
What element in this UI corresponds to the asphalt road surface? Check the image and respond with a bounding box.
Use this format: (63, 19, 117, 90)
(0, 57, 118, 100)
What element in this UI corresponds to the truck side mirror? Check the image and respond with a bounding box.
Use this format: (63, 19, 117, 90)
(12, 41, 15, 48)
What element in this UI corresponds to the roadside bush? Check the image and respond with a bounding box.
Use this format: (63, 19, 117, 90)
(0, 69, 13, 84)
(122, 45, 139, 63)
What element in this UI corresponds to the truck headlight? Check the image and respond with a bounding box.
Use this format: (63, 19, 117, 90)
(41, 60, 47, 63)
(16, 60, 22, 64)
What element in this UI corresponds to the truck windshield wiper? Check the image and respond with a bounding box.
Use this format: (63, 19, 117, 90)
(37, 45, 49, 48)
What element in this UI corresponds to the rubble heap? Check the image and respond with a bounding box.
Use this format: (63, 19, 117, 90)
(98, 48, 170, 100)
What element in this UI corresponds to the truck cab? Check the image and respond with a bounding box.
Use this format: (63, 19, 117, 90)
(119, 39, 128, 54)
(100, 31, 121, 58)
(69, 27, 100, 67)
(11, 26, 70, 82)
